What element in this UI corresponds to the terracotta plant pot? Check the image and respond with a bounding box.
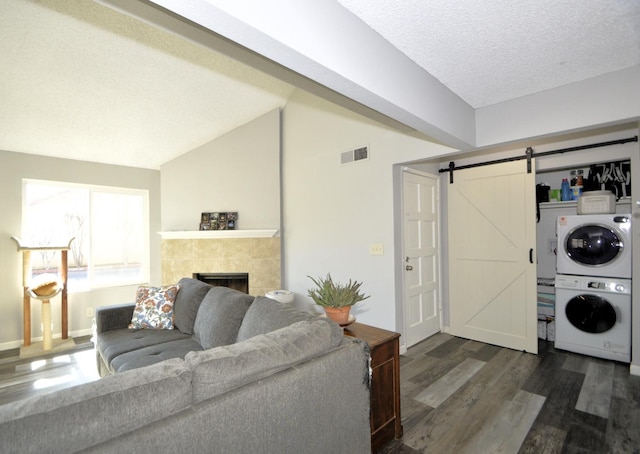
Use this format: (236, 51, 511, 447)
(324, 306, 351, 324)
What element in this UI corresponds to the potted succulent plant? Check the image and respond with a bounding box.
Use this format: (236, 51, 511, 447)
(307, 273, 370, 324)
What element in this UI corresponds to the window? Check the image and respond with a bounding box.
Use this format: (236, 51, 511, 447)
(23, 179, 149, 291)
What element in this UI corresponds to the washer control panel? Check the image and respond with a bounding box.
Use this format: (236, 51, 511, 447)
(555, 275, 630, 294)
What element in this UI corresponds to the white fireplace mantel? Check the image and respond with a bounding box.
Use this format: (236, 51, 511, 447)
(158, 230, 279, 240)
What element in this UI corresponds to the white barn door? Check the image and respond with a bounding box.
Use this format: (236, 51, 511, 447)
(448, 160, 537, 353)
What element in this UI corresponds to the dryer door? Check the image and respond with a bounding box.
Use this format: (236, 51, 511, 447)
(565, 225, 623, 266)
(565, 294, 617, 334)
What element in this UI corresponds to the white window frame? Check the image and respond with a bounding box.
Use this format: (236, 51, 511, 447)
(22, 178, 150, 291)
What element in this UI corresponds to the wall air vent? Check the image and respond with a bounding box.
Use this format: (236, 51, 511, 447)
(340, 146, 369, 165)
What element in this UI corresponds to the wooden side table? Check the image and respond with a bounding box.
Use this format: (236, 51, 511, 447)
(344, 322, 402, 452)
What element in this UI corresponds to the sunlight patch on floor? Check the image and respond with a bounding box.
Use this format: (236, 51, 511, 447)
(33, 374, 76, 390)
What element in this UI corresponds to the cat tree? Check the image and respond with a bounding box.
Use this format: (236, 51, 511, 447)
(12, 236, 74, 350)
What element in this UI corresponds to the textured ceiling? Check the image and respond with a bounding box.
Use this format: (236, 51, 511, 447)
(0, 0, 295, 169)
(338, 0, 640, 108)
(1, 0, 638, 169)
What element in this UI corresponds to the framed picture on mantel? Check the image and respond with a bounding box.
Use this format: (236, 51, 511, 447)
(200, 212, 237, 230)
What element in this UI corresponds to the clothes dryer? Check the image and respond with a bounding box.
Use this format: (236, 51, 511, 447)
(556, 214, 631, 278)
(555, 275, 631, 362)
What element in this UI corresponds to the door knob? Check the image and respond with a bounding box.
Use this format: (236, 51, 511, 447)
(405, 256, 413, 270)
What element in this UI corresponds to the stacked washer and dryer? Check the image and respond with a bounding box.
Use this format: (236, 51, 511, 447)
(554, 192, 632, 362)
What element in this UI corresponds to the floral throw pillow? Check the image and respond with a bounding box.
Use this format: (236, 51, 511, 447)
(128, 284, 180, 330)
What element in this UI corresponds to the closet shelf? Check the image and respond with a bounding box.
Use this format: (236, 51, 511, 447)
(540, 197, 631, 209)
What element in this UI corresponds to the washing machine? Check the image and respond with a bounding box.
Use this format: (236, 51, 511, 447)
(555, 274, 631, 362)
(556, 214, 631, 278)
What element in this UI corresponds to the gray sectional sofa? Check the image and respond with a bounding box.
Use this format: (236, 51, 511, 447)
(0, 278, 372, 453)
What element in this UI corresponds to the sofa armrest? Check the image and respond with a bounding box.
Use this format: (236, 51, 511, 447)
(95, 303, 135, 334)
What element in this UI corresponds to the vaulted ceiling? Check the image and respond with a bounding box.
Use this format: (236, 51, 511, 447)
(0, 0, 295, 169)
(1, 0, 638, 169)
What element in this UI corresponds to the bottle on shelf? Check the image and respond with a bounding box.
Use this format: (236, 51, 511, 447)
(570, 169, 584, 186)
(561, 178, 571, 201)
(570, 169, 584, 200)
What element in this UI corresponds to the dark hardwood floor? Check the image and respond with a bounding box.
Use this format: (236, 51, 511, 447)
(380, 333, 640, 454)
(1, 333, 639, 453)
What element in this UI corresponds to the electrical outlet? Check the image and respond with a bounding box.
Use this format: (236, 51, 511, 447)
(369, 243, 384, 255)
(86, 308, 94, 318)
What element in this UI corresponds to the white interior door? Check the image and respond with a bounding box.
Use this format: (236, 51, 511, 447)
(448, 160, 537, 353)
(402, 168, 440, 347)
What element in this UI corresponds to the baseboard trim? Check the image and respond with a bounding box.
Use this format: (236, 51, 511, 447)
(630, 364, 640, 376)
(0, 328, 94, 352)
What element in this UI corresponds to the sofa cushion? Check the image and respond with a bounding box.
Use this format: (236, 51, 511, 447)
(186, 320, 338, 403)
(128, 284, 179, 330)
(0, 358, 192, 454)
(236, 295, 318, 342)
(173, 278, 213, 334)
(97, 328, 191, 368)
(111, 339, 203, 373)
(192, 287, 254, 349)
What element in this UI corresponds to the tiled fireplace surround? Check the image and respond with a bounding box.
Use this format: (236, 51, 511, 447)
(161, 233, 281, 297)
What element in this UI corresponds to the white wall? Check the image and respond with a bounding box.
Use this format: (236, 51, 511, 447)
(282, 89, 453, 331)
(0, 150, 161, 350)
(160, 109, 281, 231)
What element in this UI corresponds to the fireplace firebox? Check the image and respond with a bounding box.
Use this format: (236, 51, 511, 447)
(193, 272, 249, 294)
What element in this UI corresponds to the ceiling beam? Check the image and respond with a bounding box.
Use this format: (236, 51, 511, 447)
(98, 0, 477, 150)
(476, 66, 640, 146)
(96, 0, 640, 152)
